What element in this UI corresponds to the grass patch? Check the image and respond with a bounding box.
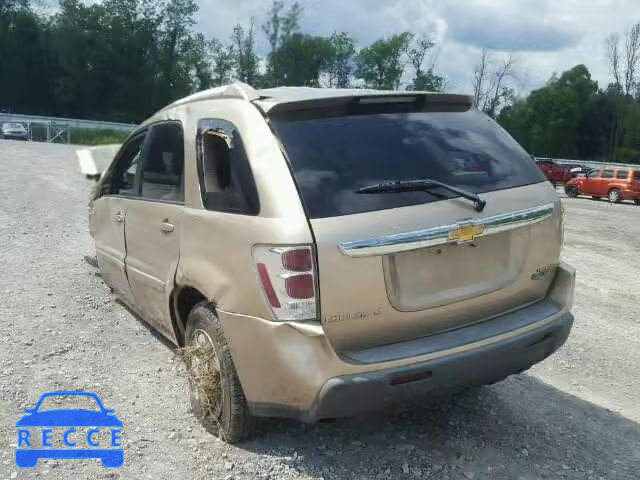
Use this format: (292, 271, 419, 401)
(70, 128, 131, 145)
(26, 125, 132, 145)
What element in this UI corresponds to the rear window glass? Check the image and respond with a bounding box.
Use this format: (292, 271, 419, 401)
(271, 106, 545, 218)
(634, 171, 640, 181)
(616, 170, 629, 179)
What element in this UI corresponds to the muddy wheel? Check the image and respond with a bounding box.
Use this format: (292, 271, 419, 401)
(565, 185, 579, 198)
(183, 302, 255, 443)
(608, 188, 622, 203)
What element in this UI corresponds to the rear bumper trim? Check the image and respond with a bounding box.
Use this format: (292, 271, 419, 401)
(342, 299, 560, 364)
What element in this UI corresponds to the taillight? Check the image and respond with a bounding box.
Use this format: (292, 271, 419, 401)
(253, 246, 317, 321)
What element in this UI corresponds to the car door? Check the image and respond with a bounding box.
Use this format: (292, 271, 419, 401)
(599, 169, 615, 196)
(92, 130, 149, 304)
(123, 122, 185, 342)
(581, 168, 601, 195)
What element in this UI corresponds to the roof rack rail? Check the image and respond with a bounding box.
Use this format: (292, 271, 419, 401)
(161, 82, 260, 111)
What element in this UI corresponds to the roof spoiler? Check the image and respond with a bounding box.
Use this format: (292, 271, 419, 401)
(76, 144, 122, 181)
(257, 92, 474, 114)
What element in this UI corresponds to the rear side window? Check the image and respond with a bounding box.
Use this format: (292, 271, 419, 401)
(270, 106, 546, 218)
(602, 170, 614, 178)
(141, 122, 185, 203)
(615, 170, 629, 179)
(634, 171, 640, 180)
(196, 119, 259, 214)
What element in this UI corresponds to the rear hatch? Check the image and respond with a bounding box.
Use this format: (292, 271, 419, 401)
(268, 95, 562, 352)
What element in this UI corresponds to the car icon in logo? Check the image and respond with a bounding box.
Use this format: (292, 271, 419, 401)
(15, 391, 123, 468)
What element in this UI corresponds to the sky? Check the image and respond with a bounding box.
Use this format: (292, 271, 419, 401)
(195, 0, 640, 95)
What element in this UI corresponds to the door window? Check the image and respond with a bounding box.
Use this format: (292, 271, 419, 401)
(588, 170, 601, 178)
(615, 170, 629, 179)
(141, 122, 185, 203)
(111, 132, 147, 195)
(602, 170, 614, 179)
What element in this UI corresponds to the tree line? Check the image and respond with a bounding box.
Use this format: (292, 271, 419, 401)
(484, 24, 640, 163)
(0, 0, 444, 123)
(2, 0, 639, 162)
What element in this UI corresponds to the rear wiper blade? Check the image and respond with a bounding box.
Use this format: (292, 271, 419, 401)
(355, 178, 487, 212)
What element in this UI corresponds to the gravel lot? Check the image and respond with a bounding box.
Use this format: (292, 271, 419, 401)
(1, 140, 639, 480)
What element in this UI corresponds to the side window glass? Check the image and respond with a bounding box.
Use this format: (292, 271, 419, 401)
(141, 122, 185, 203)
(112, 133, 146, 195)
(196, 118, 259, 214)
(589, 170, 600, 178)
(602, 169, 614, 179)
(615, 170, 629, 179)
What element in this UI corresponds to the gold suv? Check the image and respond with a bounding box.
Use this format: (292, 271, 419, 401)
(85, 83, 575, 442)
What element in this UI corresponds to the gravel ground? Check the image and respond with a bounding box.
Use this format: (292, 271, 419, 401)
(1, 140, 639, 480)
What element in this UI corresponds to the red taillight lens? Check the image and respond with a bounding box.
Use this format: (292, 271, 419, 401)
(253, 246, 317, 321)
(281, 249, 312, 272)
(284, 274, 314, 299)
(256, 263, 281, 308)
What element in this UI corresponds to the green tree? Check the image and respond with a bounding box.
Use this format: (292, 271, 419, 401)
(323, 32, 356, 88)
(210, 39, 235, 87)
(355, 32, 412, 89)
(262, 0, 302, 55)
(262, 0, 303, 87)
(498, 65, 599, 158)
(269, 33, 332, 86)
(405, 34, 444, 92)
(0, 1, 56, 114)
(230, 22, 260, 85)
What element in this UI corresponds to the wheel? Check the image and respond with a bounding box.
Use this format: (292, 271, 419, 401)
(634, 199, 640, 206)
(608, 188, 622, 203)
(184, 302, 254, 443)
(565, 185, 579, 198)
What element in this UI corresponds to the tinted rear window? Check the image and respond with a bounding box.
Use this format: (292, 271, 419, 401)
(271, 107, 546, 218)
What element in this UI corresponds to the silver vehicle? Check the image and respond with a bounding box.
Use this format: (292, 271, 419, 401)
(1, 122, 28, 141)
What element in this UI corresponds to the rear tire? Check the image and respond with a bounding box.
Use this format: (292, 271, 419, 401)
(184, 302, 255, 443)
(565, 185, 579, 198)
(608, 188, 622, 203)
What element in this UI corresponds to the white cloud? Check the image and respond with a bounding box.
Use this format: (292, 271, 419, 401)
(195, 0, 640, 94)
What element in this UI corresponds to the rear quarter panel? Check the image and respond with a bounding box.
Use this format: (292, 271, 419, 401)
(152, 99, 313, 315)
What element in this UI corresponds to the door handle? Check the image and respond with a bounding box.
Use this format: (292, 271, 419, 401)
(160, 222, 175, 233)
(113, 211, 124, 223)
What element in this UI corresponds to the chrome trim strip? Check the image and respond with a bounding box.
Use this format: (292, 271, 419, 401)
(339, 203, 555, 257)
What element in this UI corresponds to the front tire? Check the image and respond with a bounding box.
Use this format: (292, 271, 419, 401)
(184, 302, 254, 443)
(608, 188, 622, 203)
(565, 185, 579, 197)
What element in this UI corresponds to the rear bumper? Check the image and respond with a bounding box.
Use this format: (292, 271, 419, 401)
(2, 133, 28, 140)
(298, 312, 572, 421)
(219, 263, 575, 421)
(622, 189, 640, 200)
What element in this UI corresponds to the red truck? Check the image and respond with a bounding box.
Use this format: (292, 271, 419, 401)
(535, 160, 571, 184)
